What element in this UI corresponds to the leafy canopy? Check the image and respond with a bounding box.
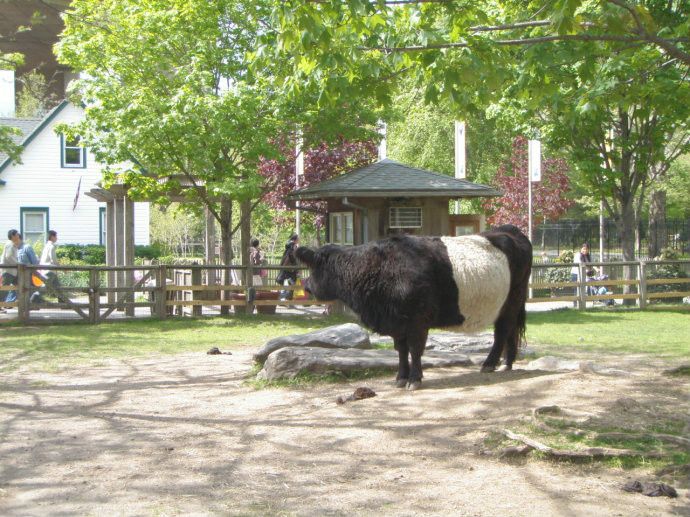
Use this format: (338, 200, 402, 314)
(55, 0, 381, 213)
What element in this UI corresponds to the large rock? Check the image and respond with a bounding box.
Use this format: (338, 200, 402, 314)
(257, 346, 473, 381)
(425, 332, 495, 354)
(253, 323, 371, 363)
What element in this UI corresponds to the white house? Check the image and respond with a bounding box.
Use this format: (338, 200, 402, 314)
(0, 100, 149, 246)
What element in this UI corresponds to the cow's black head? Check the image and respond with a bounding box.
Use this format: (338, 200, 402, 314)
(295, 245, 340, 301)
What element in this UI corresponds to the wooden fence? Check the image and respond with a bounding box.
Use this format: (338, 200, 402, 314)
(1, 260, 688, 324)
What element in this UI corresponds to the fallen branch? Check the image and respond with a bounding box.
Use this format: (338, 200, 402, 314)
(501, 429, 664, 459)
(596, 432, 690, 448)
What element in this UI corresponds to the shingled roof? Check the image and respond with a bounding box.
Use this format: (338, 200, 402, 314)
(286, 159, 501, 200)
(0, 100, 69, 184)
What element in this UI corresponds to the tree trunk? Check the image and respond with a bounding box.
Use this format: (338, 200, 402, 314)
(647, 189, 667, 259)
(240, 199, 252, 279)
(618, 198, 637, 306)
(219, 196, 233, 316)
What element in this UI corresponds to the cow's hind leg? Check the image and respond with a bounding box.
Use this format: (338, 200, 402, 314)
(393, 336, 410, 388)
(481, 316, 510, 373)
(407, 327, 429, 391)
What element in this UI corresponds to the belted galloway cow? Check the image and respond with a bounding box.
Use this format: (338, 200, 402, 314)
(296, 224, 532, 390)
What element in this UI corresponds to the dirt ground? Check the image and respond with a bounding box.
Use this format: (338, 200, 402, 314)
(1, 348, 688, 517)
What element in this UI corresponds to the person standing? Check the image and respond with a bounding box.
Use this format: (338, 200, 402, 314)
(17, 236, 44, 304)
(40, 230, 60, 294)
(571, 242, 594, 306)
(276, 234, 299, 300)
(0, 229, 21, 311)
(249, 238, 266, 287)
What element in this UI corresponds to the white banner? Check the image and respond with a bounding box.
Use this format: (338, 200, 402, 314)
(295, 130, 304, 177)
(454, 121, 466, 179)
(378, 121, 387, 160)
(528, 139, 541, 182)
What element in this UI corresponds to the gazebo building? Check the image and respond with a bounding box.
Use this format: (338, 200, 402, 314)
(286, 159, 501, 245)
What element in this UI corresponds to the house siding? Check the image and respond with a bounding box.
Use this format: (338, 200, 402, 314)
(0, 103, 149, 245)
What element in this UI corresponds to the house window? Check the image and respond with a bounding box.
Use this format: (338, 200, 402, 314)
(99, 207, 106, 245)
(389, 207, 422, 228)
(61, 135, 86, 168)
(20, 207, 49, 244)
(329, 212, 354, 245)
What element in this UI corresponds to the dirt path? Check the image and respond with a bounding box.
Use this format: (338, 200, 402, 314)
(0, 350, 688, 516)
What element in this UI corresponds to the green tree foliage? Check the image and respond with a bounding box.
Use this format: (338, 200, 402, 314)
(15, 70, 60, 118)
(270, 0, 690, 269)
(387, 84, 511, 183)
(55, 0, 380, 266)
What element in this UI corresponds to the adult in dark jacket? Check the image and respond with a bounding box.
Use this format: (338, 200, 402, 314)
(277, 234, 299, 300)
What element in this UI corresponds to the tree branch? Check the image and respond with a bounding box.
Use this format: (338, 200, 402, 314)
(363, 33, 663, 52)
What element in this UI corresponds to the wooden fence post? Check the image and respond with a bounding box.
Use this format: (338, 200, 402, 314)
(89, 269, 100, 323)
(17, 264, 29, 323)
(157, 265, 168, 319)
(191, 267, 202, 317)
(639, 261, 647, 309)
(578, 262, 586, 310)
(245, 265, 255, 315)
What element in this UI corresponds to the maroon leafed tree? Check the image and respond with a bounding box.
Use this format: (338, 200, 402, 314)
(483, 136, 573, 233)
(259, 139, 378, 228)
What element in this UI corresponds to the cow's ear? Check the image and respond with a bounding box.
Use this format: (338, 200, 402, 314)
(295, 247, 317, 266)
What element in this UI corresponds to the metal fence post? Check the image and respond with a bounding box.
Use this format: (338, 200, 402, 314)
(578, 262, 586, 310)
(639, 260, 647, 309)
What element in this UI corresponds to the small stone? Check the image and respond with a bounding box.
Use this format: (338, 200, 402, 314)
(336, 387, 377, 404)
(207, 347, 222, 355)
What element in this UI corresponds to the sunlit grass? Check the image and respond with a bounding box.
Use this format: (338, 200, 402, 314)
(526, 306, 690, 359)
(0, 314, 352, 372)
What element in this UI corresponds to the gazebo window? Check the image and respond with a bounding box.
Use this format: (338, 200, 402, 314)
(389, 207, 422, 229)
(329, 212, 354, 245)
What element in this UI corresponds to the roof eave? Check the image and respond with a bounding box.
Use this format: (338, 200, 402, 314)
(287, 189, 502, 200)
(0, 99, 70, 176)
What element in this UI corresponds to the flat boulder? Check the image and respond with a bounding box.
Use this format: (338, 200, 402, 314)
(253, 323, 371, 363)
(256, 346, 473, 381)
(525, 356, 629, 376)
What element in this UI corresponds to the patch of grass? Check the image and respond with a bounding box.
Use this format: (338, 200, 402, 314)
(246, 366, 394, 390)
(526, 307, 690, 359)
(492, 418, 689, 476)
(0, 314, 352, 372)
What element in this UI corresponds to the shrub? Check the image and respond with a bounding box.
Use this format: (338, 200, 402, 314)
(56, 244, 164, 265)
(647, 248, 688, 303)
(541, 249, 575, 296)
(57, 244, 106, 265)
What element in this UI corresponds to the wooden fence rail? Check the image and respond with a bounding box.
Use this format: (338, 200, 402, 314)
(0, 260, 688, 324)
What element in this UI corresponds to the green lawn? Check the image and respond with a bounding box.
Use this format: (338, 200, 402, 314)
(0, 314, 350, 372)
(526, 307, 690, 359)
(1, 307, 687, 372)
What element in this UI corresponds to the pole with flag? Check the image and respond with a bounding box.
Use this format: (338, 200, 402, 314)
(527, 140, 541, 243)
(295, 129, 304, 236)
(378, 121, 387, 160)
(72, 176, 82, 211)
(454, 121, 466, 214)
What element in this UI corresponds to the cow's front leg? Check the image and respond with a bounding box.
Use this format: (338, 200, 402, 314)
(407, 327, 429, 391)
(393, 336, 409, 388)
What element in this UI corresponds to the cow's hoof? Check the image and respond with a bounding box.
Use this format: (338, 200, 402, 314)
(480, 365, 497, 373)
(395, 379, 408, 388)
(407, 381, 422, 391)
(497, 364, 512, 372)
